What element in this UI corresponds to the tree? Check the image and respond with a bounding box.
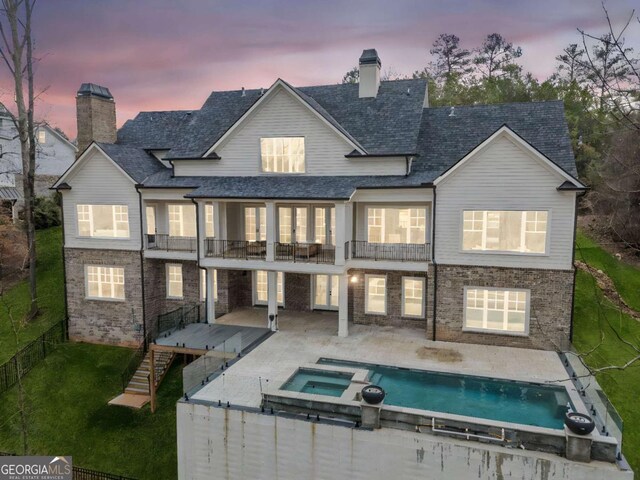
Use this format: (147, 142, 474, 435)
(0, 0, 38, 319)
(474, 33, 522, 79)
(556, 44, 586, 83)
(429, 33, 472, 81)
(341, 66, 359, 84)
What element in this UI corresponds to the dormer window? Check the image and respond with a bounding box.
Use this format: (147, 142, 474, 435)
(260, 137, 305, 173)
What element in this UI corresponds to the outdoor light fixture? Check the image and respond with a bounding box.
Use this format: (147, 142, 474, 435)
(350, 275, 359, 284)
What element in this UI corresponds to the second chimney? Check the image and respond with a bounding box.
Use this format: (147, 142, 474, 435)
(359, 49, 381, 98)
(76, 83, 116, 155)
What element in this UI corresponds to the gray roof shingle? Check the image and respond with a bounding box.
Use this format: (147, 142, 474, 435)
(96, 142, 167, 183)
(118, 110, 194, 149)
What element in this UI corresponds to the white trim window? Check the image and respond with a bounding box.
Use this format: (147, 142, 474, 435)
(464, 288, 529, 334)
(77, 204, 130, 238)
(37, 129, 46, 144)
(86, 266, 125, 300)
(402, 277, 425, 318)
(200, 269, 217, 301)
(145, 206, 156, 235)
(254, 270, 284, 305)
(366, 207, 426, 244)
(244, 206, 267, 242)
(462, 210, 548, 254)
(205, 204, 215, 238)
(365, 274, 386, 315)
(166, 264, 183, 299)
(278, 206, 307, 243)
(314, 206, 335, 245)
(168, 204, 197, 237)
(260, 137, 305, 173)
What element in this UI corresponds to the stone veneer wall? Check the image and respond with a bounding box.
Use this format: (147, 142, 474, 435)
(65, 248, 143, 346)
(283, 272, 311, 311)
(349, 268, 431, 333)
(143, 259, 202, 329)
(435, 264, 574, 350)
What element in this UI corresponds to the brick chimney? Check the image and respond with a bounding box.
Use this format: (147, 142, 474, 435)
(359, 49, 381, 98)
(76, 83, 116, 155)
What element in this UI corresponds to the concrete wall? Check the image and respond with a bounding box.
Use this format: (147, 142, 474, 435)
(65, 247, 143, 346)
(434, 133, 577, 270)
(177, 402, 632, 480)
(173, 86, 405, 177)
(435, 264, 574, 350)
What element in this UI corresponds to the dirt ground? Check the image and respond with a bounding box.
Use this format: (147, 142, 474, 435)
(0, 218, 27, 290)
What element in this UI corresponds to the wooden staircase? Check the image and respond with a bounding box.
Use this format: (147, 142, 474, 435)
(124, 351, 175, 396)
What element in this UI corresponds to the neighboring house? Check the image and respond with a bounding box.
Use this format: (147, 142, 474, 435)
(0, 109, 77, 220)
(53, 51, 586, 350)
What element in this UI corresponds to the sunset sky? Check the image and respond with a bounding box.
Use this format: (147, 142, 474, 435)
(15, 0, 640, 138)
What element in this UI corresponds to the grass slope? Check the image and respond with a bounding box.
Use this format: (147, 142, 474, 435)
(0, 342, 181, 479)
(573, 232, 640, 474)
(0, 227, 65, 363)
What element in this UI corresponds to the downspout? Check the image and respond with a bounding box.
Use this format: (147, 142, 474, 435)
(431, 185, 437, 342)
(569, 192, 582, 344)
(136, 186, 147, 348)
(58, 192, 69, 339)
(191, 198, 205, 323)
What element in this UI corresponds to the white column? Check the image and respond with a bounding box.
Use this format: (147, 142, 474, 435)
(267, 270, 278, 331)
(334, 203, 346, 265)
(265, 201, 276, 262)
(206, 268, 216, 324)
(196, 200, 206, 258)
(338, 273, 349, 337)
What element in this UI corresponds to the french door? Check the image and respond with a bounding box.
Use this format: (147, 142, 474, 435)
(314, 274, 339, 310)
(278, 206, 308, 243)
(244, 206, 266, 242)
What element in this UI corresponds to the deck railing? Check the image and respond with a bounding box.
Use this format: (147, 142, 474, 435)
(120, 341, 146, 392)
(275, 242, 336, 264)
(349, 240, 431, 262)
(145, 233, 196, 253)
(204, 239, 267, 260)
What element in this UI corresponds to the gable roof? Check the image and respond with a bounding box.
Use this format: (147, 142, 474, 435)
(120, 78, 428, 159)
(414, 100, 579, 182)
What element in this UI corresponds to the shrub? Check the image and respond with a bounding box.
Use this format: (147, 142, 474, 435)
(33, 194, 61, 230)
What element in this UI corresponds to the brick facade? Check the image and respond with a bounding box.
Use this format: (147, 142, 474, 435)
(284, 272, 311, 311)
(348, 268, 431, 332)
(76, 93, 117, 154)
(434, 264, 574, 350)
(214, 269, 252, 316)
(65, 248, 143, 346)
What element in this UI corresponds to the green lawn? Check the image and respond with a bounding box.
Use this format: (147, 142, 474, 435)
(573, 232, 640, 473)
(0, 342, 182, 479)
(0, 227, 65, 363)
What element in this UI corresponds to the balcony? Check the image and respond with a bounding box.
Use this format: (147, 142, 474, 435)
(275, 242, 335, 264)
(348, 240, 430, 262)
(146, 234, 197, 253)
(205, 239, 267, 260)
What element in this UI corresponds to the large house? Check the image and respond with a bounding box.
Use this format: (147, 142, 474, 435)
(54, 51, 585, 351)
(0, 108, 76, 220)
(53, 51, 634, 480)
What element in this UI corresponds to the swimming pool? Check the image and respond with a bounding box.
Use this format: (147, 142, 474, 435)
(316, 358, 572, 429)
(281, 368, 353, 397)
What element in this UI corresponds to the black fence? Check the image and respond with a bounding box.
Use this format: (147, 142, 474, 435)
(145, 234, 197, 253)
(155, 303, 203, 340)
(0, 320, 66, 395)
(348, 240, 431, 262)
(275, 242, 336, 264)
(0, 455, 136, 480)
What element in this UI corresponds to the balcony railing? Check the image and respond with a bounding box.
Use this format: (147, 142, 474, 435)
(146, 234, 197, 253)
(348, 240, 430, 262)
(205, 239, 267, 260)
(275, 242, 335, 264)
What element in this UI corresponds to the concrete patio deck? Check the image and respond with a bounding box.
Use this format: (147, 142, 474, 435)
(193, 307, 574, 409)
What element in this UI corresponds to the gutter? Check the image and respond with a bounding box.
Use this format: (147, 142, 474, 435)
(431, 185, 438, 342)
(569, 189, 587, 343)
(59, 193, 69, 339)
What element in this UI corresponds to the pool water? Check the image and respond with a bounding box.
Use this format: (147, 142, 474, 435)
(281, 369, 353, 397)
(317, 358, 572, 429)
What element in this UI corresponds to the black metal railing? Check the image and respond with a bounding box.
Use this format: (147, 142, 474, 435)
(204, 239, 267, 260)
(155, 303, 202, 339)
(145, 233, 196, 253)
(275, 242, 336, 264)
(120, 342, 146, 392)
(349, 240, 431, 262)
(0, 320, 66, 395)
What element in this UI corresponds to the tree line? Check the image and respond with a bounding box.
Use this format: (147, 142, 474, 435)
(343, 5, 640, 251)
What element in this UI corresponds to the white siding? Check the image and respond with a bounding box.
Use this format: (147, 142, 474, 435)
(434, 135, 576, 270)
(173, 87, 406, 177)
(62, 150, 141, 250)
